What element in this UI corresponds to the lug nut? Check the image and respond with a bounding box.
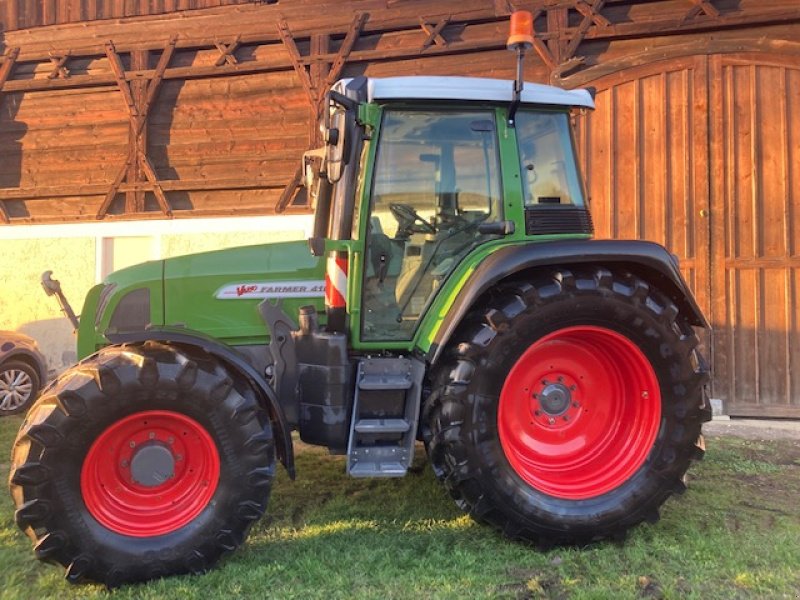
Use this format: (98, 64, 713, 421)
(129, 441, 136, 448)
(557, 376, 564, 382)
(175, 454, 183, 462)
(120, 459, 129, 468)
(167, 436, 175, 445)
(548, 417, 556, 425)
(534, 410, 541, 416)
(570, 385, 576, 391)
(572, 402, 580, 408)
(641, 391, 649, 399)
(148, 432, 156, 440)
(563, 415, 569, 422)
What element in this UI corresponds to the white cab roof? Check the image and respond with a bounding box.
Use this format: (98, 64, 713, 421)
(362, 76, 594, 109)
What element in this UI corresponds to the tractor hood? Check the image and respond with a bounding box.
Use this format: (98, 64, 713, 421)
(89, 240, 325, 352)
(162, 240, 325, 342)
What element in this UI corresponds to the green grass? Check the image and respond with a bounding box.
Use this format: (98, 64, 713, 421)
(1, 414, 799, 599)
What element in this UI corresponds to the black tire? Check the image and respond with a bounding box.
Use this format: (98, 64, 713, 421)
(422, 266, 711, 546)
(0, 360, 41, 415)
(8, 342, 275, 586)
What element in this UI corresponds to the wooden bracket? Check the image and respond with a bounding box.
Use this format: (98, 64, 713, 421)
(0, 48, 20, 224)
(551, 56, 586, 83)
(574, 0, 611, 28)
(419, 15, 451, 51)
(214, 35, 242, 67)
(277, 19, 317, 106)
(47, 51, 71, 80)
(275, 164, 304, 213)
(683, 0, 720, 22)
(564, 0, 606, 63)
(98, 37, 177, 219)
(277, 13, 367, 213)
(527, 9, 558, 70)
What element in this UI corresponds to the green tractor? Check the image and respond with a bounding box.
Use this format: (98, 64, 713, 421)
(10, 13, 710, 587)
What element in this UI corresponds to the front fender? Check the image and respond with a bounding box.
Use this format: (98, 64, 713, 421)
(428, 239, 709, 364)
(106, 327, 295, 479)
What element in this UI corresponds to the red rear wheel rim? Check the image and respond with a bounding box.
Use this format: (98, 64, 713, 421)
(498, 326, 661, 499)
(81, 410, 220, 537)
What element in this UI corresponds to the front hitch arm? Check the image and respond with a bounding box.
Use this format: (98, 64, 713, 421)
(41, 270, 80, 331)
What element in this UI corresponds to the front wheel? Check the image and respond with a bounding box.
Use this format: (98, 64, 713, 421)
(9, 342, 275, 586)
(423, 267, 711, 545)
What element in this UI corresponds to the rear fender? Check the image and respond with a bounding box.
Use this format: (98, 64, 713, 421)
(428, 239, 709, 364)
(106, 328, 295, 478)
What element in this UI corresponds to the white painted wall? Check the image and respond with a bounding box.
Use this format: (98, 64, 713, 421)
(0, 215, 313, 374)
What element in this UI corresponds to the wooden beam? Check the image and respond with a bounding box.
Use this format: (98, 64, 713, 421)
(325, 13, 368, 87)
(419, 15, 451, 51)
(213, 34, 242, 67)
(0, 48, 20, 91)
(0, 48, 21, 224)
(684, 0, 721, 22)
(99, 38, 177, 219)
(565, 0, 606, 60)
(275, 165, 303, 214)
(277, 19, 316, 106)
(46, 51, 71, 80)
(0, 178, 290, 201)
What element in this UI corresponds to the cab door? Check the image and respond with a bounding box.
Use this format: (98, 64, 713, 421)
(358, 108, 504, 342)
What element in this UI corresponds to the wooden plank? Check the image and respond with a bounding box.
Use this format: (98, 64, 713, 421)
(0, 177, 290, 201)
(726, 404, 800, 419)
(0, 48, 20, 90)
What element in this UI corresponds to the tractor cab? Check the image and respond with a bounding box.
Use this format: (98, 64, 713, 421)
(305, 76, 595, 346)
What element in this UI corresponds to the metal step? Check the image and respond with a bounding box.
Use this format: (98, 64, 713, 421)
(354, 418, 411, 434)
(349, 461, 407, 478)
(346, 356, 425, 478)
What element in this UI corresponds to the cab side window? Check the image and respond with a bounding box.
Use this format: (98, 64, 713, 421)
(516, 111, 585, 207)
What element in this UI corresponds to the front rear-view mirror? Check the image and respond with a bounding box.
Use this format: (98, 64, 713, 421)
(326, 107, 347, 183)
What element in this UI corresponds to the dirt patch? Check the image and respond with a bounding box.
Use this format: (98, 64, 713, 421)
(705, 419, 800, 441)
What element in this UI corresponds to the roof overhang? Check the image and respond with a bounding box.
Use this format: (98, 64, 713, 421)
(359, 76, 594, 109)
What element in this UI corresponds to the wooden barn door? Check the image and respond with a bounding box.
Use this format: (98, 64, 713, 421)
(709, 55, 800, 418)
(574, 56, 712, 334)
(577, 53, 800, 417)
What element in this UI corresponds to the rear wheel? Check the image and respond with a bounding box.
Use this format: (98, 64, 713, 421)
(423, 267, 710, 545)
(9, 342, 275, 586)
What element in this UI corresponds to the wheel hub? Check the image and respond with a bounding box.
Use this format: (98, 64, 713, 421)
(130, 443, 175, 487)
(537, 382, 571, 415)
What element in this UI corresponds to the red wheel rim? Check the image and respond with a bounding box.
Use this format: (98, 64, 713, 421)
(81, 410, 220, 537)
(498, 326, 661, 499)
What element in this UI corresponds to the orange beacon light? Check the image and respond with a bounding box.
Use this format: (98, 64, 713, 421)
(507, 10, 534, 50)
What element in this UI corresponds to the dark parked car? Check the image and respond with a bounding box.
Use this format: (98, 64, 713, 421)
(0, 331, 48, 415)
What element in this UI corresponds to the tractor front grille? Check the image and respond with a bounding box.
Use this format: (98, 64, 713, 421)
(525, 207, 594, 236)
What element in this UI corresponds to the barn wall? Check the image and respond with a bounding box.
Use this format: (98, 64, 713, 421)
(1, 1, 800, 414)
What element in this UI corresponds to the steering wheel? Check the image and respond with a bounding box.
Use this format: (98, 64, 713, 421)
(389, 203, 437, 235)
